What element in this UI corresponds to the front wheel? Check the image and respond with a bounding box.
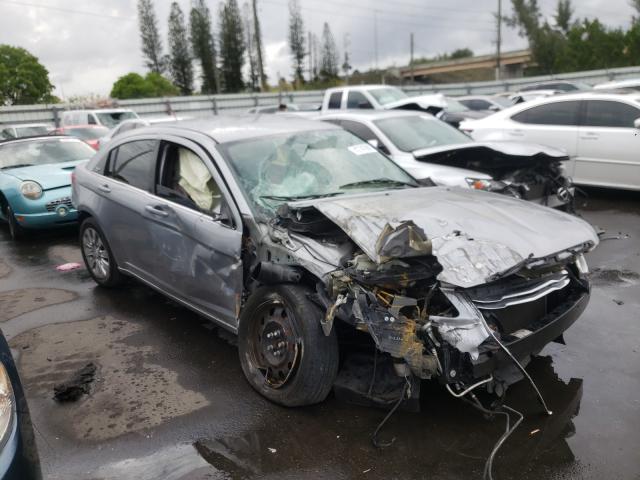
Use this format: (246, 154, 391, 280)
(238, 285, 339, 407)
(79, 218, 125, 287)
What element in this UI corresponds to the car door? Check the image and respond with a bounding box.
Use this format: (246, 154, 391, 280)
(506, 100, 582, 176)
(100, 139, 160, 281)
(574, 100, 640, 189)
(145, 137, 243, 329)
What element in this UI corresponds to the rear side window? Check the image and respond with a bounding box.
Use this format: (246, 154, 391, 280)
(347, 91, 373, 109)
(340, 120, 377, 142)
(511, 101, 581, 126)
(583, 100, 640, 128)
(328, 92, 342, 109)
(106, 140, 157, 191)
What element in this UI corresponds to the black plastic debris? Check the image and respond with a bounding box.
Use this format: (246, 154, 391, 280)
(53, 363, 97, 402)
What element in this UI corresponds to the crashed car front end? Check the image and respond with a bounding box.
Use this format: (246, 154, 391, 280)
(413, 142, 576, 211)
(265, 187, 598, 403)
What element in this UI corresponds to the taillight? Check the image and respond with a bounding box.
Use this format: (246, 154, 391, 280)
(71, 171, 76, 187)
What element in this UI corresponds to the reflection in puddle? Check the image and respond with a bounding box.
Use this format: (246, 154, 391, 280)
(192, 355, 583, 480)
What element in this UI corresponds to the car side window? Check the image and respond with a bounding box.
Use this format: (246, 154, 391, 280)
(156, 142, 224, 217)
(511, 101, 581, 126)
(583, 100, 640, 128)
(340, 120, 390, 154)
(88, 114, 97, 125)
(347, 91, 373, 109)
(472, 99, 492, 110)
(328, 92, 343, 109)
(106, 140, 157, 191)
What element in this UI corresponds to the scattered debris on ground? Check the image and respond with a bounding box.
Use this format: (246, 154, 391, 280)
(55, 262, 83, 272)
(53, 363, 97, 402)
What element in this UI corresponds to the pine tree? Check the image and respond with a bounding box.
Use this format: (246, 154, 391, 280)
(288, 0, 306, 86)
(168, 2, 194, 95)
(242, 2, 259, 91)
(137, 0, 165, 73)
(190, 0, 218, 93)
(252, 0, 267, 90)
(320, 22, 339, 81)
(219, 0, 246, 92)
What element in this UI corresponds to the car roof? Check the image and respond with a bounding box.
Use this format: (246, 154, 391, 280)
(60, 125, 109, 129)
(325, 84, 396, 93)
(63, 109, 133, 114)
(0, 134, 78, 145)
(0, 123, 50, 128)
(320, 110, 428, 121)
(140, 115, 340, 144)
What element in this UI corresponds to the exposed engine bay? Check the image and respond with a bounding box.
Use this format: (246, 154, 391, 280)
(414, 144, 574, 207)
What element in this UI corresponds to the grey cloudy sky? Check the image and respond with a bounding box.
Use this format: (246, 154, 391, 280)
(0, 0, 636, 97)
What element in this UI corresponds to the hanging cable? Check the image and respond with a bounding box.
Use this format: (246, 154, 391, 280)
(371, 377, 410, 448)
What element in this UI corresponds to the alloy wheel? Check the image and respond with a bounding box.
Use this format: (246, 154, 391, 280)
(82, 227, 110, 280)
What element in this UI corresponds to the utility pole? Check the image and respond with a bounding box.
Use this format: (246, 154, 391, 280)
(343, 33, 351, 85)
(374, 10, 379, 70)
(252, 0, 267, 91)
(410, 32, 414, 85)
(308, 31, 313, 82)
(495, 0, 502, 80)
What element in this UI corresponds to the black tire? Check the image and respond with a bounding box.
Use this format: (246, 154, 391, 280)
(238, 284, 339, 407)
(79, 217, 125, 287)
(6, 206, 24, 241)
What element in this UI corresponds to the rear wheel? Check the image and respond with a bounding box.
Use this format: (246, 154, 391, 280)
(6, 206, 24, 241)
(238, 285, 339, 407)
(80, 218, 125, 287)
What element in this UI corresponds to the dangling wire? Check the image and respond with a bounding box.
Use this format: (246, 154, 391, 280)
(371, 376, 410, 449)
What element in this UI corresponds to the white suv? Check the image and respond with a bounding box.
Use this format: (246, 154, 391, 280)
(460, 92, 640, 190)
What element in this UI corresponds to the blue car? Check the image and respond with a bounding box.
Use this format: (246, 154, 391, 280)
(0, 135, 96, 240)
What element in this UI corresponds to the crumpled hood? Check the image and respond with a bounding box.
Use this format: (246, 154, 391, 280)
(2, 160, 87, 190)
(289, 187, 598, 288)
(413, 141, 568, 161)
(385, 93, 447, 112)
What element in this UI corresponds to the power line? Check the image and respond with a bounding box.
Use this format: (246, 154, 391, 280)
(0, 0, 136, 20)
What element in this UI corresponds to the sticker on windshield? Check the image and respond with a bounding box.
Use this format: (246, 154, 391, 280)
(348, 144, 376, 156)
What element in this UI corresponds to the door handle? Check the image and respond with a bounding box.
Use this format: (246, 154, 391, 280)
(145, 205, 169, 217)
(579, 132, 599, 140)
(98, 183, 111, 193)
(510, 129, 525, 136)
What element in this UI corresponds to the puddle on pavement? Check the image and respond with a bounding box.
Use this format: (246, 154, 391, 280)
(189, 356, 585, 480)
(0, 288, 77, 322)
(47, 245, 83, 266)
(90, 442, 222, 480)
(11, 315, 209, 441)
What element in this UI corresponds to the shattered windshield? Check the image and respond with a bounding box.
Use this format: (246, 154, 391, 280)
(375, 115, 473, 152)
(220, 129, 418, 212)
(368, 87, 408, 106)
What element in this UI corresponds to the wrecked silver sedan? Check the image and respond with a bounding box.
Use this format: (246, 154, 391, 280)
(72, 116, 598, 409)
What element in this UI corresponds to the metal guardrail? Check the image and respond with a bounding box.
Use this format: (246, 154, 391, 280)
(1, 65, 639, 126)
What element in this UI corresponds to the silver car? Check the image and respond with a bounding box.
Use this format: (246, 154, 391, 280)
(72, 116, 598, 408)
(321, 110, 575, 209)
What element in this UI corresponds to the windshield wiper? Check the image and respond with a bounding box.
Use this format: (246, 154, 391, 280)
(339, 178, 416, 189)
(0, 163, 35, 170)
(260, 192, 342, 201)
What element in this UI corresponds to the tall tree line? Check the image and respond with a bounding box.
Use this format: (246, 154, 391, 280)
(137, 0, 266, 95)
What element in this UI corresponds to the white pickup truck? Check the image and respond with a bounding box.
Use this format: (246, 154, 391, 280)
(321, 84, 447, 114)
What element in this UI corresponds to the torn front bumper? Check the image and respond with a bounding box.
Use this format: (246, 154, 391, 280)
(471, 289, 589, 379)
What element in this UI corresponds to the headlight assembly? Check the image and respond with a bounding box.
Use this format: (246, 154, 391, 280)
(20, 181, 43, 200)
(0, 362, 15, 445)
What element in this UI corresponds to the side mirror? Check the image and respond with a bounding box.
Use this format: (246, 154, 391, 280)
(634, 118, 640, 129)
(489, 105, 500, 112)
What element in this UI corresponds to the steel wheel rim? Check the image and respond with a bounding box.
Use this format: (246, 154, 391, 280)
(83, 227, 110, 280)
(248, 300, 301, 389)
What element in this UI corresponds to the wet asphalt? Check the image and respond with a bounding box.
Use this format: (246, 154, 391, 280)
(0, 188, 639, 480)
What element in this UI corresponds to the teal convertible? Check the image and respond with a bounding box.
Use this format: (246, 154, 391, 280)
(0, 135, 96, 240)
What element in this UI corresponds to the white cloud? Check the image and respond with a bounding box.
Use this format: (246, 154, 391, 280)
(0, 0, 635, 97)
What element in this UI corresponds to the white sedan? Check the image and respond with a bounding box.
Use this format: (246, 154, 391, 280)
(460, 91, 640, 190)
